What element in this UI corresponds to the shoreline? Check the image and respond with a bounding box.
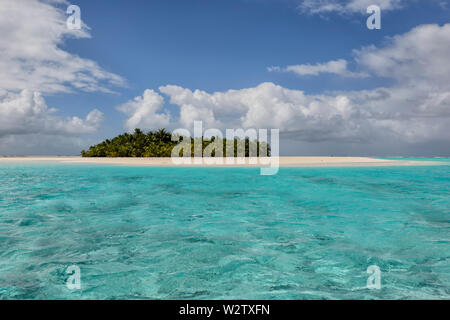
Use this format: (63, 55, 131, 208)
(0, 156, 446, 167)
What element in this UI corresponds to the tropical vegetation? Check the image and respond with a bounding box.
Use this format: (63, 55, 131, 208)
(81, 128, 270, 157)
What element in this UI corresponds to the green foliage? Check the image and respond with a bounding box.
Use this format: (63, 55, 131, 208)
(81, 128, 271, 157)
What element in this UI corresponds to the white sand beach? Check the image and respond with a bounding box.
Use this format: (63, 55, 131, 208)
(0, 156, 442, 167)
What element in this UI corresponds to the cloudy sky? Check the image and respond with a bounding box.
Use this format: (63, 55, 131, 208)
(0, 0, 449, 156)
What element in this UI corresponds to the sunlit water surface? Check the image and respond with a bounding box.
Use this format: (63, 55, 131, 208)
(0, 161, 449, 299)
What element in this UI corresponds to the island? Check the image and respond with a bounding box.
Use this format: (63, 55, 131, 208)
(81, 128, 271, 157)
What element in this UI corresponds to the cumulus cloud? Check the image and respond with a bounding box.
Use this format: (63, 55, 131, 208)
(0, 90, 104, 137)
(268, 59, 367, 78)
(0, 89, 105, 155)
(116, 89, 171, 131)
(120, 24, 450, 148)
(155, 82, 379, 142)
(299, 0, 404, 15)
(0, 0, 123, 154)
(355, 24, 450, 88)
(0, 0, 126, 94)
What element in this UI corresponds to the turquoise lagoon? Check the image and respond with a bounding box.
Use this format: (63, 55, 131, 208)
(0, 160, 449, 299)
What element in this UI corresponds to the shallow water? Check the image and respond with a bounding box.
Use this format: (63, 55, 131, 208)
(0, 161, 449, 299)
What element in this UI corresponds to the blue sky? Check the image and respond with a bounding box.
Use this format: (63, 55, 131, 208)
(1, 0, 450, 155)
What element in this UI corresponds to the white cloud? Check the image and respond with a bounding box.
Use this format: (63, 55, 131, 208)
(156, 82, 376, 142)
(354, 24, 450, 88)
(116, 89, 171, 131)
(159, 85, 230, 129)
(121, 24, 450, 148)
(0, 90, 104, 137)
(269, 59, 367, 78)
(0, 0, 126, 94)
(0, 0, 124, 154)
(299, 0, 404, 15)
(0, 89, 105, 155)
